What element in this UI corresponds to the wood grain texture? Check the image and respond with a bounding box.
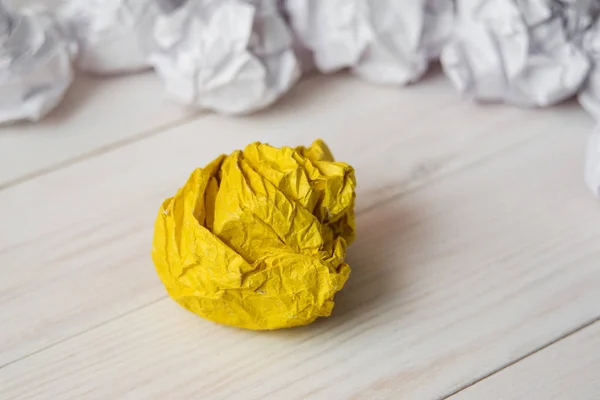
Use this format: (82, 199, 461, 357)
(450, 320, 600, 400)
(0, 72, 599, 399)
(0, 73, 193, 188)
(0, 72, 579, 366)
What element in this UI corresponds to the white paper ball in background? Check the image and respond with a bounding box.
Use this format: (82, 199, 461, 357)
(567, 1, 600, 198)
(283, 0, 455, 86)
(57, 0, 158, 75)
(576, 11, 600, 120)
(0, 3, 73, 123)
(441, 0, 591, 107)
(142, 0, 300, 115)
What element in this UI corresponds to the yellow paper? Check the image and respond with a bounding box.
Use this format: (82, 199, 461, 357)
(152, 140, 356, 330)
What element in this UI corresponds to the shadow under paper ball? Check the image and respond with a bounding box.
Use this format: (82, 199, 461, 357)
(43, 74, 113, 123)
(330, 191, 417, 320)
(0, 73, 99, 130)
(212, 187, 421, 339)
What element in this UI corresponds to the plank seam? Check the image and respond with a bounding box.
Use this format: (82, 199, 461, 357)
(0, 113, 203, 192)
(441, 316, 600, 399)
(0, 124, 550, 369)
(0, 296, 166, 371)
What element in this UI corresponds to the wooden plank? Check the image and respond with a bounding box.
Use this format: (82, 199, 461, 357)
(1, 72, 588, 250)
(450, 320, 600, 400)
(0, 72, 579, 367)
(0, 72, 193, 188)
(0, 108, 599, 399)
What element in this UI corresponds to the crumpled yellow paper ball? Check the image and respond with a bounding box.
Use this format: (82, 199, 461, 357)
(152, 140, 356, 330)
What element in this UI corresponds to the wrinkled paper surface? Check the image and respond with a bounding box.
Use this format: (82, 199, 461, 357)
(583, 31, 600, 198)
(58, 0, 157, 75)
(143, 0, 300, 115)
(442, 0, 590, 107)
(152, 140, 356, 330)
(578, 15, 600, 119)
(284, 0, 455, 85)
(0, 2, 73, 123)
(571, 3, 600, 197)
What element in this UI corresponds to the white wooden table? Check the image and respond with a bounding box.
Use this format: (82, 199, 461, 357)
(1, 70, 599, 400)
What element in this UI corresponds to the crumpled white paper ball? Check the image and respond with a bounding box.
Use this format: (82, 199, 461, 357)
(57, 0, 157, 75)
(0, 3, 73, 123)
(567, 1, 600, 198)
(441, 0, 591, 107)
(283, 0, 455, 86)
(577, 16, 600, 120)
(142, 0, 300, 115)
(558, 0, 600, 42)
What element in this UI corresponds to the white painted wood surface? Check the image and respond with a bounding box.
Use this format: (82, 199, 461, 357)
(0, 71, 599, 399)
(450, 321, 600, 400)
(0, 73, 193, 189)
